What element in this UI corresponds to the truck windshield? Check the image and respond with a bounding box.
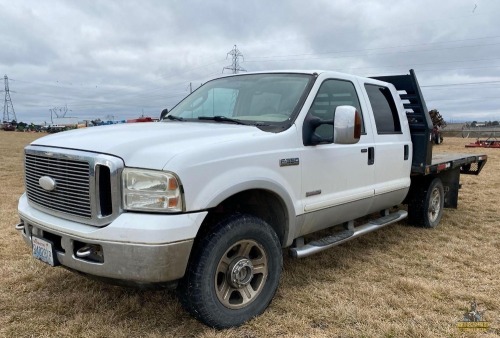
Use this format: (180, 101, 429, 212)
(165, 73, 313, 129)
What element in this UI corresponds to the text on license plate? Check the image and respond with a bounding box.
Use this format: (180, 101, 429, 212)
(32, 236, 55, 266)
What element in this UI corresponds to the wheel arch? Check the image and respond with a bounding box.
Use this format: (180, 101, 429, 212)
(196, 184, 296, 248)
(406, 175, 445, 228)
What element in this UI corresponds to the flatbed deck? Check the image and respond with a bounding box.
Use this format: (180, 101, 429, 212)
(412, 153, 487, 175)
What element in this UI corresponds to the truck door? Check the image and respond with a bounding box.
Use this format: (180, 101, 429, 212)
(360, 81, 411, 211)
(299, 78, 376, 236)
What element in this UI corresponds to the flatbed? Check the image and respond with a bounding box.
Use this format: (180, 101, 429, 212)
(420, 153, 488, 176)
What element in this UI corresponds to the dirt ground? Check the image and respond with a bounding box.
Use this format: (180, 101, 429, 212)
(0, 131, 498, 337)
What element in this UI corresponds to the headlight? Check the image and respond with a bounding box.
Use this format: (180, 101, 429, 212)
(122, 168, 183, 212)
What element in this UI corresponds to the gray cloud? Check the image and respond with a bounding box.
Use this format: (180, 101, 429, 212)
(2, 0, 500, 124)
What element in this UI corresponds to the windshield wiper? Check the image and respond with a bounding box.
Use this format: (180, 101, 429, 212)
(198, 116, 247, 125)
(165, 115, 184, 121)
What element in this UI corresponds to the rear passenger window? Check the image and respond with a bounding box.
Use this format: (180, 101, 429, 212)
(308, 79, 364, 139)
(364, 84, 401, 134)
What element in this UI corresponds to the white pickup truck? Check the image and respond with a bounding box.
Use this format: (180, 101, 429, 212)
(16, 70, 487, 328)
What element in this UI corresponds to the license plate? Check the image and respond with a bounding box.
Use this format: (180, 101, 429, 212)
(32, 236, 56, 266)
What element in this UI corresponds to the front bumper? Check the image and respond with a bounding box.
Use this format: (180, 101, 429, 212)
(17, 194, 207, 283)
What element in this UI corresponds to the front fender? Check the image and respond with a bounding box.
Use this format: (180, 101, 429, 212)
(188, 166, 300, 247)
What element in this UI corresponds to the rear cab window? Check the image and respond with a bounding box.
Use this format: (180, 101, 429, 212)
(364, 84, 402, 134)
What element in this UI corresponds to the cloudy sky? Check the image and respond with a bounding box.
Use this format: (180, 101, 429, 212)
(2, 0, 500, 124)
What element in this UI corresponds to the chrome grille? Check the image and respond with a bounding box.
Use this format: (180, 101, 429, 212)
(25, 153, 92, 218)
(24, 146, 124, 226)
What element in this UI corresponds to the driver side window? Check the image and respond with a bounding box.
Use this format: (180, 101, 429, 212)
(308, 79, 364, 139)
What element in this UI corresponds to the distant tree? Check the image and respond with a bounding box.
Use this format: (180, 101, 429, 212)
(471, 121, 477, 127)
(16, 122, 27, 132)
(492, 121, 499, 126)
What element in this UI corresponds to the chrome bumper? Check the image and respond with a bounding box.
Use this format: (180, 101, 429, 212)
(16, 194, 207, 283)
(16, 218, 193, 283)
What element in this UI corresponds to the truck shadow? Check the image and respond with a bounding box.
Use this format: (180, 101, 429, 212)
(24, 220, 432, 335)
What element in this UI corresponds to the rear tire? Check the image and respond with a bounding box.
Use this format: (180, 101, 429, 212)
(178, 214, 282, 328)
(408, 178, 445, 228)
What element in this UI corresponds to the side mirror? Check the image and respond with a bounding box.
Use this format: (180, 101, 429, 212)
(333, 106, 361, 144)
(160, 108, 169, 120)
(302, 115, 333, 146)
(302, 105, 361, 146)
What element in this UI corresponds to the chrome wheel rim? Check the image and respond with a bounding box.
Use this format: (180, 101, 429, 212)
(215, 239, 268, 309)
(428, 187, 441, 222)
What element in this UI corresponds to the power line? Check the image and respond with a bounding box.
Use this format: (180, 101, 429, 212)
(428, 96, 500, 102)
(334, 57, 500, 72)
(248, 35, 500, 60)
(9, 59, 226, 98)
(10, 35, 500, 110)
(421, 80, 500, 88)
(244, 42, 500, 63)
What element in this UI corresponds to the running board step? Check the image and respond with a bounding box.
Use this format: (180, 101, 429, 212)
(308, 230, 354, 247)
(290, 210, 407, 258)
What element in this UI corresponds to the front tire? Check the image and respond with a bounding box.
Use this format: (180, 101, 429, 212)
(178, 214, 282, 328)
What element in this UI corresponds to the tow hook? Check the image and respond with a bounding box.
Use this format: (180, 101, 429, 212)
(15, 222, 25, 231)
(76, 246, 93, 258)
(75, 244, 103, 263)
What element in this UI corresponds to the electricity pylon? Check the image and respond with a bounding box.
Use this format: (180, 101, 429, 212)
(3, 75, 17, 122)
(222, 45, 246, 74)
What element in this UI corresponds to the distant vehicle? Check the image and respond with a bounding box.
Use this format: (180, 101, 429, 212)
(46, 125, 67, 133)
(127, 116, 154, 123)
(429, 109, 446, 144)
(2, 121, 16, 131)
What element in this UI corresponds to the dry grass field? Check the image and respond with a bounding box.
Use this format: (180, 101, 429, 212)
(1, 131, 498, 337)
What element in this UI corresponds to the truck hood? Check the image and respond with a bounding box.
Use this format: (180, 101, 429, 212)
(32, 122, 265, 170)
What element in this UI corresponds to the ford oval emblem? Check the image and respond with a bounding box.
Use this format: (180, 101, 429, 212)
(39, 176, 57, 191)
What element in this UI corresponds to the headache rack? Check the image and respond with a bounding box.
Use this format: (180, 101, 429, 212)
(371, 69, 433, 173)
(371, 69, 488, 179)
